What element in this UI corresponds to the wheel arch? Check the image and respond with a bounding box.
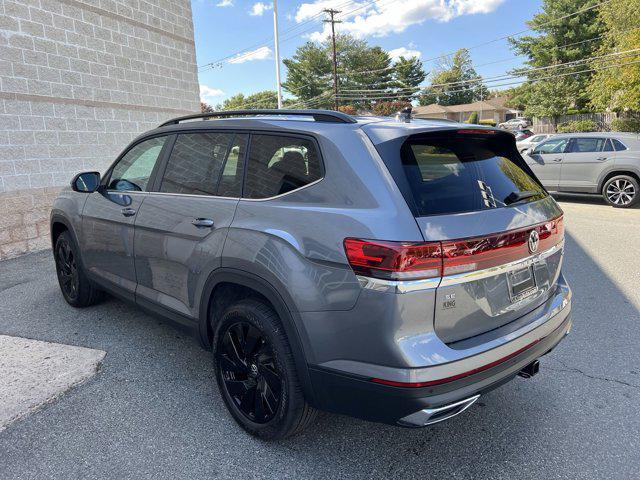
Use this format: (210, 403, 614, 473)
(198, 268, 318, 405)
(598, 169, 640, 193)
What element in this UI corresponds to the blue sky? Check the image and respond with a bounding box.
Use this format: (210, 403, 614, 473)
(193, 0, 544, 105)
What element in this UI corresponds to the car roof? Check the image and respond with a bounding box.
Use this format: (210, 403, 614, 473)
(139, 111, 501, 146)
(550, 132, 640, 139)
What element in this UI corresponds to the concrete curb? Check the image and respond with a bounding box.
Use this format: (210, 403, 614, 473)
(0, 335, 106, 431)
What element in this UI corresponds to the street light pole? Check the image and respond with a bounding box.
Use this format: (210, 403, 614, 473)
(273, 0, 283, 109)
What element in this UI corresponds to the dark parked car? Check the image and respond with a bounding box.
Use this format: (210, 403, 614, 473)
(51, 110, 571, 439)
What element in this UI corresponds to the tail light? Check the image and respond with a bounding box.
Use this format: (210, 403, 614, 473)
(343, 238, 441, 280)
(344, 216, 563, 281)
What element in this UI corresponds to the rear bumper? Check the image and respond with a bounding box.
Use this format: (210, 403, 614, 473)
(308, 286, 571, 426)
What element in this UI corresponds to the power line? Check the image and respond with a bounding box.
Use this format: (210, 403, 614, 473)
(335, 58, 640, 102)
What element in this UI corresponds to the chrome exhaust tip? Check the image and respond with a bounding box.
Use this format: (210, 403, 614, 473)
(398, 395, 480, 427)
(518, 359, 540, 379)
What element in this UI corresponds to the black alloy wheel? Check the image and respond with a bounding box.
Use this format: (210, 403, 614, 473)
(216, 321, 283, 424)
(55, 237, 79, 301)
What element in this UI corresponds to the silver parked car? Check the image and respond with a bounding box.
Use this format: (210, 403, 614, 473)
(499, 117, 531, 130)
(50, 110, 571, 439)
(517, 133, 553, 153)
(523, 132, 640, 207)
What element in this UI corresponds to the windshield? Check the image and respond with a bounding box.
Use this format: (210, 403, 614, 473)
(400, 133, 547, 216)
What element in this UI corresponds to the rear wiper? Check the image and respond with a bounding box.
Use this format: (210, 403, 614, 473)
(504, 190, 540, 205)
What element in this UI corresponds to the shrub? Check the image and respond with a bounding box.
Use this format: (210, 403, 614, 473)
(478, 119, 497, 126)
(556, 120, 598, 133)
(466, 112, 479, 124)
(611, 117, 640, 133)
(338, 105, 357, 115)
(372, 101, 412, 116)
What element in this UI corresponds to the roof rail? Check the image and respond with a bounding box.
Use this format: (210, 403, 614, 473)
(158, 109, 357, 127)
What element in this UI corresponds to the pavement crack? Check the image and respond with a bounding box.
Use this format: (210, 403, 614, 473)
(0, 280, 31, 294)
(546, 358, 640, 389)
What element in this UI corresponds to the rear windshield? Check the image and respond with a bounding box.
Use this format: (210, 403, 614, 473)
(400, 134, 546, 216)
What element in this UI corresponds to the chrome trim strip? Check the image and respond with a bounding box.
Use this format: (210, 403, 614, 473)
(356, 241, 563, 293)
(356, 275, 440, 294)
(398, 395, 480, 427)
(439, 240, 564, 288)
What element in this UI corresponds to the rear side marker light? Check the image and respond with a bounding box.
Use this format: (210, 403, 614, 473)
(371, 339, 542, 388)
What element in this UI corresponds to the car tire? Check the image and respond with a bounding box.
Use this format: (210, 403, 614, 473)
(212, 298, 317, 440)
(54, 231, 104, 307)
(602, 175, 639, 208)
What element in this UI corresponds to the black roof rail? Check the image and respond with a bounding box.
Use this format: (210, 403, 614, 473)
(158, 109, 357, 127)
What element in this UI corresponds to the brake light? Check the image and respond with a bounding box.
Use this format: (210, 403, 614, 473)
(343, 238, 441, 280)
(456, 129, 497, 135)
(343, 216, 563, 281)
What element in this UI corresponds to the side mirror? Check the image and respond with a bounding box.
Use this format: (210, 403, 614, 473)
(71, 171, 101, 193)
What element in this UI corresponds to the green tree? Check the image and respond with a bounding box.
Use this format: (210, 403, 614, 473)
(392, 56, 427, 102)
(200, 101, 214, 113)
(217, 90, 280, 110)
(466, 111, 479, 124)
(508, 0, 605, 118)
(588, 0, 640, 111)
(283, 34, 393, 109)
(418, 49, 487, 106)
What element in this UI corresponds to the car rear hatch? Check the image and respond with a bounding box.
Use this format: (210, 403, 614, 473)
(364, 125, 565, 344)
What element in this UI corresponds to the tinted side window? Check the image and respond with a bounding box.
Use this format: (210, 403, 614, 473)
(244, 135, 322, 199)
(160, 133, 246, 197)
(109, 136, 166, 191)
(570, 138, 607, 153)
(612, 139, 628, 151)
(534, 138, 568, 154)
(602, 139, 614, 152)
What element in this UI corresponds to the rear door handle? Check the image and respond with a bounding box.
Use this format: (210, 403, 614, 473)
(121, 207, 136, 217)
(192, 218, 214, 228)
(596, 156, 607, 161)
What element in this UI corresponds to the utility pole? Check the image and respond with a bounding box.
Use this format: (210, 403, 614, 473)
(273, 0, 283, 109)
(323, 9, 341, 110)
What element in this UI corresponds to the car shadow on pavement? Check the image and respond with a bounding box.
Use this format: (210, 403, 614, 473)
(552, 192, 640, 209)
(0, 238, 638, 479)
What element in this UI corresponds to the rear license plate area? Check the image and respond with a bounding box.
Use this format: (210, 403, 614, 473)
(507, 266, 538, 303)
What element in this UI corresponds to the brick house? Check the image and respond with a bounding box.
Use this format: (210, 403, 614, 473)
(413, 96, 522, 124)
(0, 0, 200, 259)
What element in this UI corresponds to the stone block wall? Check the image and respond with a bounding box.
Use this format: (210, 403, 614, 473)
(0, 0, 200, 259)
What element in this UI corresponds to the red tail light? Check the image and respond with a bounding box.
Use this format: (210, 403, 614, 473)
(343, 238, 442, 280)
(344, 216, 563, 281)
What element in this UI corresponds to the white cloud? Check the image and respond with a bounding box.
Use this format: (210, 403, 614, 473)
(388, 47, 422, 62)
(216, 0, 233, 7)
(295, 0, 505, 40)
(228, 46, 272, 64)
(250, 2, 273, 16)
(200, 84, 224, 102)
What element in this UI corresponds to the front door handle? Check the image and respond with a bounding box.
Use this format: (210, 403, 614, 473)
(121, 207, 136, 217)
(552, 157, 562, 162)
(192, 218, 214, 228)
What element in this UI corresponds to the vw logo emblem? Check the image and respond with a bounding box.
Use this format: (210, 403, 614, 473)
(528, 230, 540, 254)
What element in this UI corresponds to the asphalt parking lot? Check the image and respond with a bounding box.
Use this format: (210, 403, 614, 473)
(0, 195, 638, 479)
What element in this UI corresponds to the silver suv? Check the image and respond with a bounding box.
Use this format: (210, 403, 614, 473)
(524, 132, 640, 207)
(50, 110, 572, 440)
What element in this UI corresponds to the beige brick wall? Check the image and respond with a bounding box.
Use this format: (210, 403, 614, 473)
(0, 0, 200, 258)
